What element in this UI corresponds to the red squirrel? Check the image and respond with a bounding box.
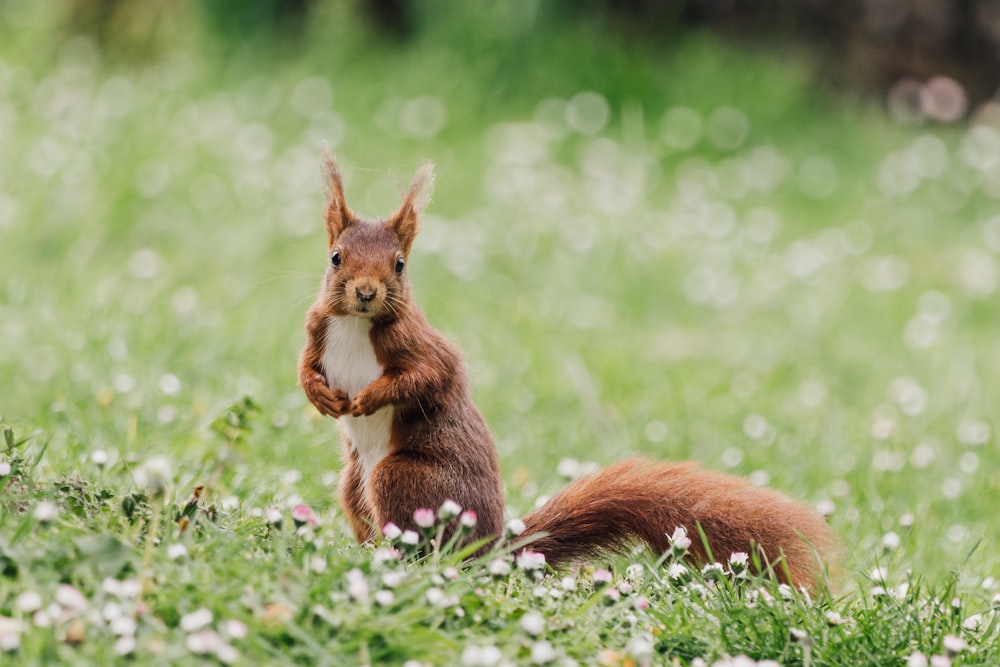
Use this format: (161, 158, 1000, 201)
(299, 156, 838, 590)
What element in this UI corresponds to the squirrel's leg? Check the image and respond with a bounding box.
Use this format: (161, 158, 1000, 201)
(367, 451, 443, 531)
(368, 451, 502, 552)
(338, 450, 376, 543)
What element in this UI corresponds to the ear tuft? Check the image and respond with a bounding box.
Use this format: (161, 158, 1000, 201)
(404, 162, 435, 215)
(322, 150, 352, 247)
(391, 162, 435, 255)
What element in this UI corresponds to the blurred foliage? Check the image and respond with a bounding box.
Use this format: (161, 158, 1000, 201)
(34, 0, 1000, 111)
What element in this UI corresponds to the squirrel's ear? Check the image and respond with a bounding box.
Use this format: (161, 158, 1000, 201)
(390, 162, 435, 255)
(323, 151, 353, 247)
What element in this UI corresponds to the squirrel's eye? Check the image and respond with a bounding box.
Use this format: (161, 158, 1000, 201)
(331, 251, 341, 267)
(395, 257, 405, 274)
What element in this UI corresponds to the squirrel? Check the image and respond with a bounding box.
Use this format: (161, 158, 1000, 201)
(299, 156, 838, 590)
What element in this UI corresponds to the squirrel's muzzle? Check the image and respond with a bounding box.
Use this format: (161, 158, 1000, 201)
(346, 277, 385, 315)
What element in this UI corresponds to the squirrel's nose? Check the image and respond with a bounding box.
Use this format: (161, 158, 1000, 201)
(356, 286, 377, 303)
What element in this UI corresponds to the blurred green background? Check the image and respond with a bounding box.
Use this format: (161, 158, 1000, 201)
(2, 0, 999, 584)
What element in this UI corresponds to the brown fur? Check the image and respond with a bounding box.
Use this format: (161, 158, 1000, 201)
(300, 157, 839, 590)
(522, 459, 838, 589)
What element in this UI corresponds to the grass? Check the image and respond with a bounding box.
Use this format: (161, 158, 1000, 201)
(2, 1, 1000, 664)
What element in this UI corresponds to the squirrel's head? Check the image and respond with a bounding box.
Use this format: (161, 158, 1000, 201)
(319, 154, 435, 320)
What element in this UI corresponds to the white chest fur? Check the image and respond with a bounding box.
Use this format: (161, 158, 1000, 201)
(321, 316, 394, 481)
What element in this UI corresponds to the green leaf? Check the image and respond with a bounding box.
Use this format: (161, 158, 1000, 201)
(0, 538, 19, 578)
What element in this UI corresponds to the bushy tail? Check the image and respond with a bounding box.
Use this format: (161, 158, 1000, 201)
(520, 458, 838, 590)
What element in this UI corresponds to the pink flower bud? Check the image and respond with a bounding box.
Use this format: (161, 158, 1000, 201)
(413, 508, 435, 529)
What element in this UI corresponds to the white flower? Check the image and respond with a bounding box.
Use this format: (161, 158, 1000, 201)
(32, 610, 51, 628)
(15, 591, 42, 613)
(103, 580, 126, 600)
(905, 652, 928, 667)
(728, 552, 749, 576)
(0, 462, 10, 476)
(461, 644, 502, 666)
(516, 551, 546, 571)
(134, 456, 173, 496)
(167, 543, 188, 560)
(625, 563, 644, 581)
(701, 562, 725, 581)
(382, 571, 406, 588)
(667, 562, 689, 582)
(91, 449, 110, 466)
(180, 607, 214, 633)
(506, 518, 526, 536)
(626, 633, 654, 658)
(382, 522, 402, 540)
(373, 547, 401, 564)
(825, 611, 844, 626)
(102, 601, 124, 621)
(186, 629, 223, 654)
(346, 569, 368, 603)
(119, 579, 142, 599)
(460, 510, 478, 528)
(870, 566, 888, 583)
(265, 507, 283, 525)
(519, 611, 545, 636)
(55, 584, 88, 612)
(374, 590, 395, 607)
(560, 576, 577, 591)
(112, 636, 136, 656)
(815, 499, 836, 516)
(425, 587, 444, 606)
(882, 531, 901, 551)
(962, 613, 983, 631)
(942, 634, 967, 655)
(400, 530, 420, 546)
(0, 616, 23, 652)
(221, 619, 248, 640)
(557, 458, 581, 479)
(789, 628, 810, 645)
(216, 643, 240, 664)
(33, 501, 59, 523)
(310, 556, 327, 573)
(438, 499, 462, 521)
(669, 526, 692, 554)
(110, 616, 137, 637)
(592, 569, 613, 586)
(530, 640, 556, 664)
(687, 582, 708, 599)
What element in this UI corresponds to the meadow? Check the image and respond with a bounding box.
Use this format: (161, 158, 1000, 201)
(1, 3, 999, 664)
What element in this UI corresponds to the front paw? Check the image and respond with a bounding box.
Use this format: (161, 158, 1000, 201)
(349, 389, 383, 417)
(302, 371, 350, 417)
